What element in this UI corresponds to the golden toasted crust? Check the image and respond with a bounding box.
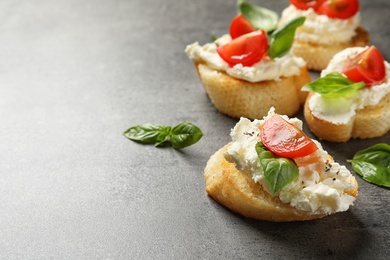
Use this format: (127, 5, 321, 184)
(292, 26, 370, 71)
(205, 144, 338, 222)
(304, 91, 390, 142)
(194, 63, 310, 119)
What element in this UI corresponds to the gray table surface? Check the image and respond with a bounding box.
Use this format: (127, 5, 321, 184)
(1, 0, 389, 259)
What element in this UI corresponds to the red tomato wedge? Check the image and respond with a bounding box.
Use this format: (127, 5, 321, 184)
(342, 46, 386, 86)
(229, 14, 256, 39)
(289, 0, 325, 10)
(260, 114, 318, 158)
(217, 30, 268, 67)
(316, 0, 359, 19)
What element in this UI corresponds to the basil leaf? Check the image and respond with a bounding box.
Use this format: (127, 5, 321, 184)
(268, 16, 305, 59)
(123, 124, 171, 145)
(124, 122, 203, 149)
(302, 72, 366, 98)
(256, 142, 299, 194)
(238, 0, 279, 32)
(211, 33, 218, 42)
(348, 143, 390, 188)
(170, 122, 204, 149)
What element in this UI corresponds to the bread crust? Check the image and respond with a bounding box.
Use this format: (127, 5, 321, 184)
(194, 63, 310, 119)
(304, 91, 390, 142)
(292, 26, 370, 71)
(204, 144, 329, 222)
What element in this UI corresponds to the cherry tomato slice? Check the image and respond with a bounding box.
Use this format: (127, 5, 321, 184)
(342, 46, 386, 86)
(229, 14, 256, 39)
(217, 30, 268, 67)
(316, 0, 359, 19)
(289, 0, 325, 10)
(260, 114, 318, 158)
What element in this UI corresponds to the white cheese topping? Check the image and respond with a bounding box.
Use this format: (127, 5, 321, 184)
(185, 34, 306, 82)
(280, 5, 360, 45)
(224, 108, 356, 215)
(309, 47, 390, 124)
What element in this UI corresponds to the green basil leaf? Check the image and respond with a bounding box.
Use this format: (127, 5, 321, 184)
(268, 16, 305, 59)
(256, 142, 299, 194)
(211, 33, 218, 42)
(124, 121, 203, 149)
(170, 122, 203, 149)
(348, 143, 390, 188)
(302, 72, 366, 98)
(123, 124, 171, 145)
(238, 0, 279, 32)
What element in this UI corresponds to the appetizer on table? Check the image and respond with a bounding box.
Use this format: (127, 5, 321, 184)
(205, 108, 358, 221)
(279, 0, 369, 71)
(303, 46, 390, 142)
(185, 1, 310, 119)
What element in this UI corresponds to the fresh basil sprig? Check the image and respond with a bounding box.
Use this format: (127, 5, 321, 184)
(268, 16, 306, 59)
(124, 122, 203, 149)
(302, 72, 366, 98)
(238, 0, 279, 32)
(348, 143, 390, 188)
(255, 142, 299, 194)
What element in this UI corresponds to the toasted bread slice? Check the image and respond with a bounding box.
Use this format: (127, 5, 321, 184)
(304, 91, 390, 142)
(194, 63, 310, 119)
(292, 26, 369, 71)
(204, 144, 358, 222)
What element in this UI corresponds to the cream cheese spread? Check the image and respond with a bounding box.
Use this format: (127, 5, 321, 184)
(309, 47, 390, 124)
(224, 108, 356, 215)
(185, 34, 306, 82)
(280, 5, 360, 45)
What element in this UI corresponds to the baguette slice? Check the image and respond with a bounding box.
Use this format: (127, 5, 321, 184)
(304, 91, 390, 142)
(292, 26, 369, 71)
(204, 144, 358, 222)
(194, 63, 310, 119)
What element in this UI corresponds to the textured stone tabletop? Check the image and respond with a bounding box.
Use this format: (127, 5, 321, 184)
(1, 0, 389, 259)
